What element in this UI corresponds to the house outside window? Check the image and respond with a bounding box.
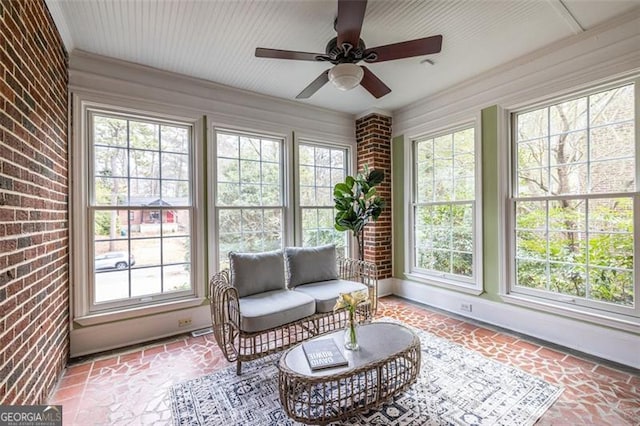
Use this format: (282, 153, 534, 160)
(214, 130, 284, 270)
(89, 111, 194, 311)
(510, 81, 638, 319)
(410, 125, 482, 291)
(298, 142, 349, 257)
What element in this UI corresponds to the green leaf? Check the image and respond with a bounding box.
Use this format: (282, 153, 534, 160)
(345, 175, 355, 188)
(334, 182, 352, 194)
(368, 169, 384, 186)
(365, 187, 377, 199)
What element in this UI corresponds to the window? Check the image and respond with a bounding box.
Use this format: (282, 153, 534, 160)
(411, 125, 481, 289)
(90, 111, 194, 311)
(511, 81, 638, 318)
(215, 130, 284, 269)
(298, 142, 349, 256)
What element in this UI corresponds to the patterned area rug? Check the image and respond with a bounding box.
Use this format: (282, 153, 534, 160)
(170, 320, 562, 425)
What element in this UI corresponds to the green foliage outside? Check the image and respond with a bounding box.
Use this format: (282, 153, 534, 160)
(514, 85, 635, 307)
(516, 199, 634, 306)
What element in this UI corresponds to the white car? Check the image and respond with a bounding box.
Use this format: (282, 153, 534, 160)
(95, 251, 135, 270)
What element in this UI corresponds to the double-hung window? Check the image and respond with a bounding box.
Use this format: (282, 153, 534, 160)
(89, 111, 194, 311)
(411, 125, 481, 290)
(298, 142, 349, 256)
(511, 81, 638, 319)
(214, 130, 284, 270)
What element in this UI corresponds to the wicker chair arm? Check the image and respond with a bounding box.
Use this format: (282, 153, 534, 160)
(337, 257, 378, 313)
(209, 269, 240, 362)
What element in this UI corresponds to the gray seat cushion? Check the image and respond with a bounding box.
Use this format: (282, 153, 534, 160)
(285, 244, 339, 287)
(229, 250, 285, 297)
(293, 279, 369, 313)
(238, 289, 316, 332)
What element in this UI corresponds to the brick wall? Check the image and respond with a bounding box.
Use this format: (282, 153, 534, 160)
(0, 0, 69, 405)
(356, 114, 392, 279)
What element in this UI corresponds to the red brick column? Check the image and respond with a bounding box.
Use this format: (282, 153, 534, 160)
(355, 114, 392, 279)
(0, 1, 69, 404)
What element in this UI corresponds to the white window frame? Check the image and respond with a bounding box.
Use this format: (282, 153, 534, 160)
(211, 127, 288, 271)
(295, 138, 352, 255)
(504, 77, 640, 330)
(406, 119, 483, 294)
(71, 94, 206, 326)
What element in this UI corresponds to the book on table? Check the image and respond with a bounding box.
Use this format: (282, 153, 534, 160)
(302, 338, 349, 371)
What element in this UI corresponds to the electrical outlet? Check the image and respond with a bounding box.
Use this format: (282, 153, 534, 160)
(178, 318, 192, 327)
(460, 303, 472, 313)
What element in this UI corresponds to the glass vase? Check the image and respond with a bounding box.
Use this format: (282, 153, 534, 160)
(344, 311, 359, 351)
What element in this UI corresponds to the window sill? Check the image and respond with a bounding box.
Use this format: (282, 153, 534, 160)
(74, 297, 206, 327)
(502, 293, 640, 334)
(404, 272, 483, 296)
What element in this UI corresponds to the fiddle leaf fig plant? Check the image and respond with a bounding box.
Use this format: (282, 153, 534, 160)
(334, 164, 385, 261)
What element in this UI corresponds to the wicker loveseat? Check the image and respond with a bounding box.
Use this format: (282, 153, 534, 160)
(210, 245, 377, 374)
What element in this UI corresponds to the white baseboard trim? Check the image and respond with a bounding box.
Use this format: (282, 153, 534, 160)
(393, 278, 640, 369)
(378, 278, 394, 297)
(70, 305, 211, 358)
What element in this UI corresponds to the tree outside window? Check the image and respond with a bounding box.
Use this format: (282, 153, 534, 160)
(513, 83, 635, 310)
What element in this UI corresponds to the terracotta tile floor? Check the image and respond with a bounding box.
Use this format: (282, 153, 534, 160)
(48, 296, 640, 425)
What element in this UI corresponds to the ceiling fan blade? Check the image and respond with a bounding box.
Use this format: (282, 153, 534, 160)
(256, 47, 323, 62)
(360, 66, 391, 99)
(296, 70, 330, 99)
(336, 0, 367, 48)
(364, 35, 443, 63)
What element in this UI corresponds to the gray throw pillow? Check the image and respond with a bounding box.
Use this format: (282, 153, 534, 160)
(285, 245, 339, 287)
(229, 250, 285, 297)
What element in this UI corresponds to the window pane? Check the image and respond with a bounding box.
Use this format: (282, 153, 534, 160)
(516, 259, 547, 290)
(90, 113, 194, 309)
(549, 132, 587, 166)
(549, 163, 587, 195)
(589, 267, 633, 306)
(517, 138, 548, 170)
(161, 125, 189, 153)
(162, 153, 189, 179)
(550, 97, 588, 135)
(513, 82, 636, 312)
(413, 127, 476, 281)
(517, 109, 548, 141)
(298, 142, 348, 253)
(549, 262, 586, 297)
(262, 139, 280, 163)
(95, 177, 129, 206)
(95, 146, 128, 177)
(591, 159, 635, 193)
(516, 230, 547, 260)
(589, 84, 634, 127)
(239, 136, 261, 160)
(590, 122, 634, 162)
(130, 149, 160, 179)
(515, 201, 547, 230)
(217, 133, 238, 157)
(94, 116, 128, 147)
(518, 168, 548, 197)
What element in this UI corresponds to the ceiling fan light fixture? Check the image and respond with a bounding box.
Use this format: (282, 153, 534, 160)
(328, 63, 364, 91)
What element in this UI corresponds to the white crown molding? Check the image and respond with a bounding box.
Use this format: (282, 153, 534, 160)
(393, 8, 640, 137)
(356, 108, 392, 120)
(69, 50, 356, 142)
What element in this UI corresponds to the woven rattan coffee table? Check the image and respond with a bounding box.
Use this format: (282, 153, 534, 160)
(277, 322, 421, 425)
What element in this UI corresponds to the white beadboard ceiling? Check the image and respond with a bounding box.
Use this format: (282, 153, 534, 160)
(46, 0, 640, 115)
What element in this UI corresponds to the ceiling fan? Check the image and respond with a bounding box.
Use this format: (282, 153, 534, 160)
(255, 0, 443, 99)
